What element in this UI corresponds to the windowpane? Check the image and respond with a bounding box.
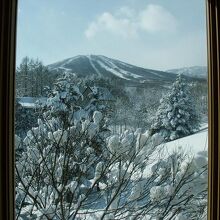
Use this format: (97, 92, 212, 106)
(15, 1, 208, 219)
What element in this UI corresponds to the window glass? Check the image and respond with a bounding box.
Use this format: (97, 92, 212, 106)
(15, 1, 208, 219)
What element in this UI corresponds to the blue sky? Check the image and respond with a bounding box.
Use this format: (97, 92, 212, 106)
(17, 0, 207, 70)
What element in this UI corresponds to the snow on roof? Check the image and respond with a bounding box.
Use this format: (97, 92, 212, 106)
(17, 97, 47, 108)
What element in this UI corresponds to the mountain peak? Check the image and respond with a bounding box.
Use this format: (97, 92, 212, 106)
(48, 55, 181, 85)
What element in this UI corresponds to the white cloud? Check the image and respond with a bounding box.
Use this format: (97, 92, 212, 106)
(116, 6, 136, 18)
(85, 22, 99, 39)
(85, 12, 138, 39)
(138, 4, 177, 33)
(85, 4, 177, 39)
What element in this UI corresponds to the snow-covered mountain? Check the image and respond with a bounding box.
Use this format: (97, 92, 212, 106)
(167, 66, 207, 79)
(48, 55, 179, 85)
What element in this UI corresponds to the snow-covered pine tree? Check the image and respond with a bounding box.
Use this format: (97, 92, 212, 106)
(151, 74, 200, 141)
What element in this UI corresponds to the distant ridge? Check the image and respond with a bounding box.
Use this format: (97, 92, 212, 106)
(167, 66, 207, 79)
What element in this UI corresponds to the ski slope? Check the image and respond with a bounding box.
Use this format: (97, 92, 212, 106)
(162, 124, 208, 155)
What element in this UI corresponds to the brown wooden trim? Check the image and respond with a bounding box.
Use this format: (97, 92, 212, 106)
(0, 0, 17, 219)
(207, 0, 220, 219)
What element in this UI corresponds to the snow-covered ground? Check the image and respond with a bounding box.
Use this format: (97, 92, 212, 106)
(162, 124, 208, 155)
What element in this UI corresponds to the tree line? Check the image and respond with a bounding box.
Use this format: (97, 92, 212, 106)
(16, 57, 58, 97)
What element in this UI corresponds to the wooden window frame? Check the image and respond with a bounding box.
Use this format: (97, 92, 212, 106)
(207, 0, 220, 219)
(0, 0, 219, 219)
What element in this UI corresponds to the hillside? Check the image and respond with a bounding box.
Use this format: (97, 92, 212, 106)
(163, 124, 208, 155)
(48, 55, 182, 86)
(167, 66, 207, 79)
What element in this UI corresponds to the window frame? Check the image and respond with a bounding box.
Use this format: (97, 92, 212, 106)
(206, 0, 220, 219)
(0, 0, 219, 219)
(0, 0, 17, 219)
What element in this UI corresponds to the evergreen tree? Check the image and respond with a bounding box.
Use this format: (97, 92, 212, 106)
(151, 74, 200, 141)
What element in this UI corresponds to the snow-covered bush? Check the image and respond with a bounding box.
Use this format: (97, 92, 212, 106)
(15, 74, 110, 219)
(15, 110, 110, 219)
(16, 126, 207, 219)
(151, 74, 200, 141)
(15, 74, 207, 219)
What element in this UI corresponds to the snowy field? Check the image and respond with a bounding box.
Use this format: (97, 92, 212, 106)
(141, 124, 208, 190)
(162, 123, 208, 155)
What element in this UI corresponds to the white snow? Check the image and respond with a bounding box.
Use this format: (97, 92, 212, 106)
(121, 69, 142, 79)
(150, 185, 164, 201)
(86, 55, 102, 77)
(93, 111, 103, 124)
(104, 57, 142, 79)
(64, 55, 81, 65)
(108, 135, 120, 154)
(17, 97, 47, 108)
(19, 103, 36, 108)
(117, 60, 135, 68)
(148, 70, 166, 78)
(97, 60, 129, 80)
(100, 56, 142, 79)
(142, 125, 208, 178)
(58, 66, 72, 72)
(167, 66, 207, 79)
(97, 56, 142, 80)
(162, 125, 208, 155)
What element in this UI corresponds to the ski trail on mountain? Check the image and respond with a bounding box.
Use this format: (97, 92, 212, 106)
(87, 55, 102, 77)
(99, 56, 142, 79)
(63, 56, 81, 65)
(96, 60, 129, 80)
